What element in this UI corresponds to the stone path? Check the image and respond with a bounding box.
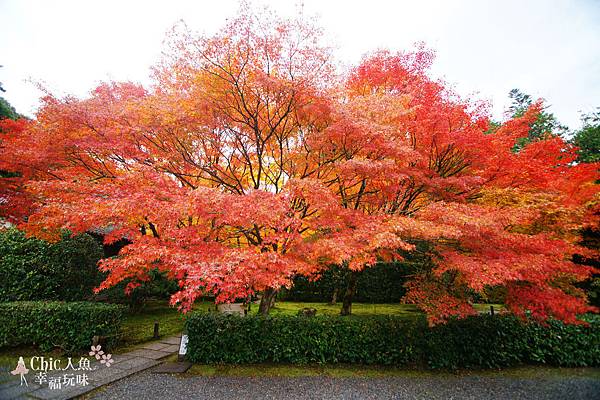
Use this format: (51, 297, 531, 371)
(0, 334, 182, 400)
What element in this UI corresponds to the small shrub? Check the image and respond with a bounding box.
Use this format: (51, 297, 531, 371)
(0, 301, 125, 353)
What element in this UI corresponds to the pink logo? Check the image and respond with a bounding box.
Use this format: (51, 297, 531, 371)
(11, 356, 29, 386)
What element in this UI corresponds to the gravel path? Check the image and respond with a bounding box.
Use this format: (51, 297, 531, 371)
(87, 369, 600, 400)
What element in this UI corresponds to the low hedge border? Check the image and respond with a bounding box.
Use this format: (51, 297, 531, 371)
(185, 313, 600, 369)
(0, 301, 125, 352)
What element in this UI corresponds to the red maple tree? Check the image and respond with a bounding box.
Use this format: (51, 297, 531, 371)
(1, 7, 597, 323)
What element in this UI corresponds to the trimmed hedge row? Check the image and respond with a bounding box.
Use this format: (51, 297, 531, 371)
(0, 302, 125, 352)
(185, 313, 600, 369)
(425, 314, 600, 369)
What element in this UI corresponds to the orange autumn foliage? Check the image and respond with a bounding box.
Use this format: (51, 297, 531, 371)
(1, 7, 598, 324)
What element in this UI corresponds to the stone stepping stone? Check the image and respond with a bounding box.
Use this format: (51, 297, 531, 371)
(140, 342, 172, 351)
(159, 336, 182, 345)
(0, 380, 42, 400)
(28, 384, 93, 400)
(152, 361, 192, 374)
(159, 344, 180, 353)
(112, 357, 161, 370)
(125, 349, 173, 360)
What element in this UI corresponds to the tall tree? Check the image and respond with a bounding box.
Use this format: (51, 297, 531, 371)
(312, 52, 599, 320)
(1, 5, 598, 324)
(506, 88, 568, 149)
(0, 95, 27, 215)
(571, 109, 600, 306)
(0, 98, 18, 120)
(573, 109, 600, 164)
(0, 8, 424, 316)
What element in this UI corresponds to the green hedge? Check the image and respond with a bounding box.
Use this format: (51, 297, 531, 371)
(97, 269, 180, 309)
(283, 241, 435, 303)
(187, 313, 425, 365)
(185, 313, 600, 369)
(282, 263, 410, 303)
(0, 228, 104, 301)
(283, 266, 505, 304)
(0, 302, 125, 352)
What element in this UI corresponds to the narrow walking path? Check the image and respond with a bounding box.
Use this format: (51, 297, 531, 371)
(0, 334, 182, 400)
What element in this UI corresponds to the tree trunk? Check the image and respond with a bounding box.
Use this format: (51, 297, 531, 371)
(328, 287, 339, 305)
(258, 287, 278, 315)
(340, 271, 358, 316)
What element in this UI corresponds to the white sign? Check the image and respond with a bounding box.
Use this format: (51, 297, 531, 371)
(178, 334, 189, 356)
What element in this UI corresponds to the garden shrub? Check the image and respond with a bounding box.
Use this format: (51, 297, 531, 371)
(522, 314, 600, 367)
(185, 313, 600, 369)
(283, 241, 436, 303)
(425, 314, 600, 369)
(0, 301, 125, 353)
(424, 314, 531, 369)
(282, 263, 410, 303)
(0, 228, 103, 301)
(97, 268, 180, 309)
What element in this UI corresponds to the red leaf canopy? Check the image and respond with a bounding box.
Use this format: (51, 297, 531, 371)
(1, 8, 597, 324)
